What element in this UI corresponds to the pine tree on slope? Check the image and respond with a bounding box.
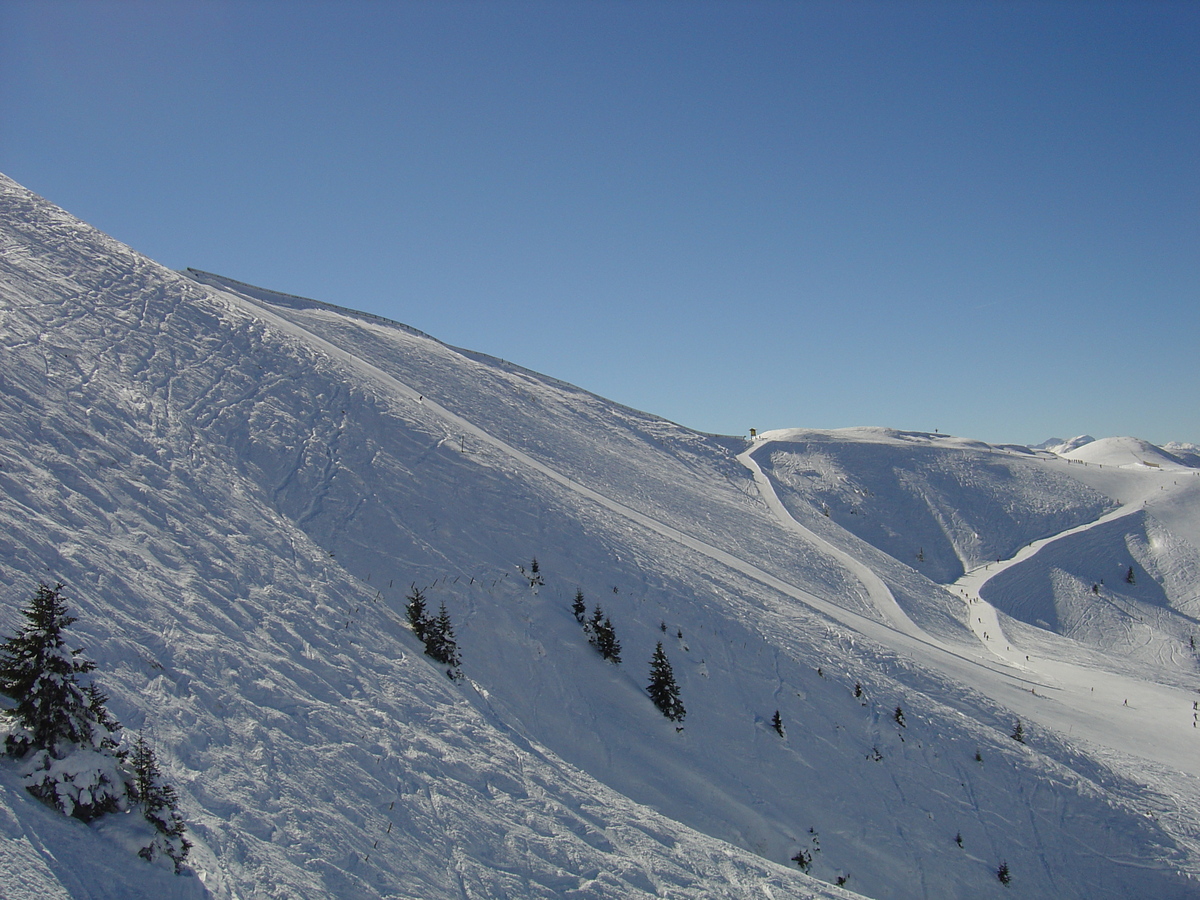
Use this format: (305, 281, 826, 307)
(405, 584, 431, 642)
(596, 617, 622, 664)
(425, 602, 462, 673)
(586, 604, 605, 641)
(129, 732, 191, 873)
(0, 583, 126, 821)
(647, 642, 686, 722)
(582, 604, 621, 663)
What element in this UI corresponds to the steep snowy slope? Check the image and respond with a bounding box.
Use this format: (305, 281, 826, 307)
(3, 172, 1200, 900)
(0, 174, 849, 900)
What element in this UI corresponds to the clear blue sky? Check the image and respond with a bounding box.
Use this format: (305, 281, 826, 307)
(2, 1, 1197, 445)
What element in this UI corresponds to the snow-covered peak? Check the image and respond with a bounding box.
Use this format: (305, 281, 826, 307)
(1034, 435, 1096, 454)
(1063, 435, 1197, 470)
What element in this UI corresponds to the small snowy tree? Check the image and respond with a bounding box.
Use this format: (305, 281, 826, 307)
(581, 604, 621, 662)
(771, 710, 784, 736)
(600, 619, 621, 663)
(792, 828, 820, 872)
(521, 558, 544, 589)
(1125, 565, 1136, 585)
(1011, 718, 1025, 744)
(585, 604, 604, 640)
(596, 619, 621, 664)
(405, 584, 431, 642)
(0, 583, 126, 821)
(129, 732, 191, 873)
(997, 860, 1012, 885)
(571, 589, 586, 623)
(647, 643, 685, 722)
(424, 602, 461, 674)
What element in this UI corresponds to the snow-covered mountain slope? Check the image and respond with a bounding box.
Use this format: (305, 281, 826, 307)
(1063, 435, 1197, 471)
(3, 172, 1200, 900)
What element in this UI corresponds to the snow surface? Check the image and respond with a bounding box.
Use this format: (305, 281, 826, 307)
(3, 172, 1200, 899)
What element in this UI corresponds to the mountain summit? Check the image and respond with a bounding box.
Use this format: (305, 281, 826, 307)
(3, 172, 1199, 899)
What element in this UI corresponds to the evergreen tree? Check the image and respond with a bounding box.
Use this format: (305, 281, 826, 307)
(596, 617, 622, 664)
(129, 732, 191, 873)
(525, 557, 544, 589)
(1011, 718, 1025, 743)
(572, 589, 586, 623)
(997, 861, 1012, 885)
(580, 603, 621, 662)
(792, 828, 820, 872)
(772, 710, 784, 736)
(894, 705, 906, 728)
(405, 584, 431, 642)
(647, 642, 685, 722)
(1125, 565, 1136, 585)
(586, 604, 605, 640)
(0, 583, 125, 821)
(425, 602, 461, 672)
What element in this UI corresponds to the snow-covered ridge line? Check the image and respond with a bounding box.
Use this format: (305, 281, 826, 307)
(190, 267, 706, 436)
(215, 281, 871, 636)
(183, 267, 437, 338)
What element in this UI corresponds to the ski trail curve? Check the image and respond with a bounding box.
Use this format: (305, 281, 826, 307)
(949, 504, 1143, 666)
(737, 442, 928, 641)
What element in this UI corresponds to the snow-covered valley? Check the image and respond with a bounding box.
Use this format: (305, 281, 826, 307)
(2, 172, 1199, 899)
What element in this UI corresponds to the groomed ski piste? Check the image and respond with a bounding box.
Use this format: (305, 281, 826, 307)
(3, 171, 1200, 899)
(748, 428, 1200, 780)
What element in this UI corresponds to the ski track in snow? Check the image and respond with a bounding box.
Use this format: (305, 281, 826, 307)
(951, 503, 1142, 664)
(742, 432, 1200, 766)
(229, 288, 910, 645)
(737, 444, 925, 641)
(233, 287, 1047, 709)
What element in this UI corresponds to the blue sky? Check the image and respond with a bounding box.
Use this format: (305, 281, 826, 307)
(2, 1, 1197, 445)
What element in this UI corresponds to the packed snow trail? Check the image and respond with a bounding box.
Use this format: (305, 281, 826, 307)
(950, 504, 1143, 666)
(738, 442, 927, 641)
(735, 433, 1200, 783)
